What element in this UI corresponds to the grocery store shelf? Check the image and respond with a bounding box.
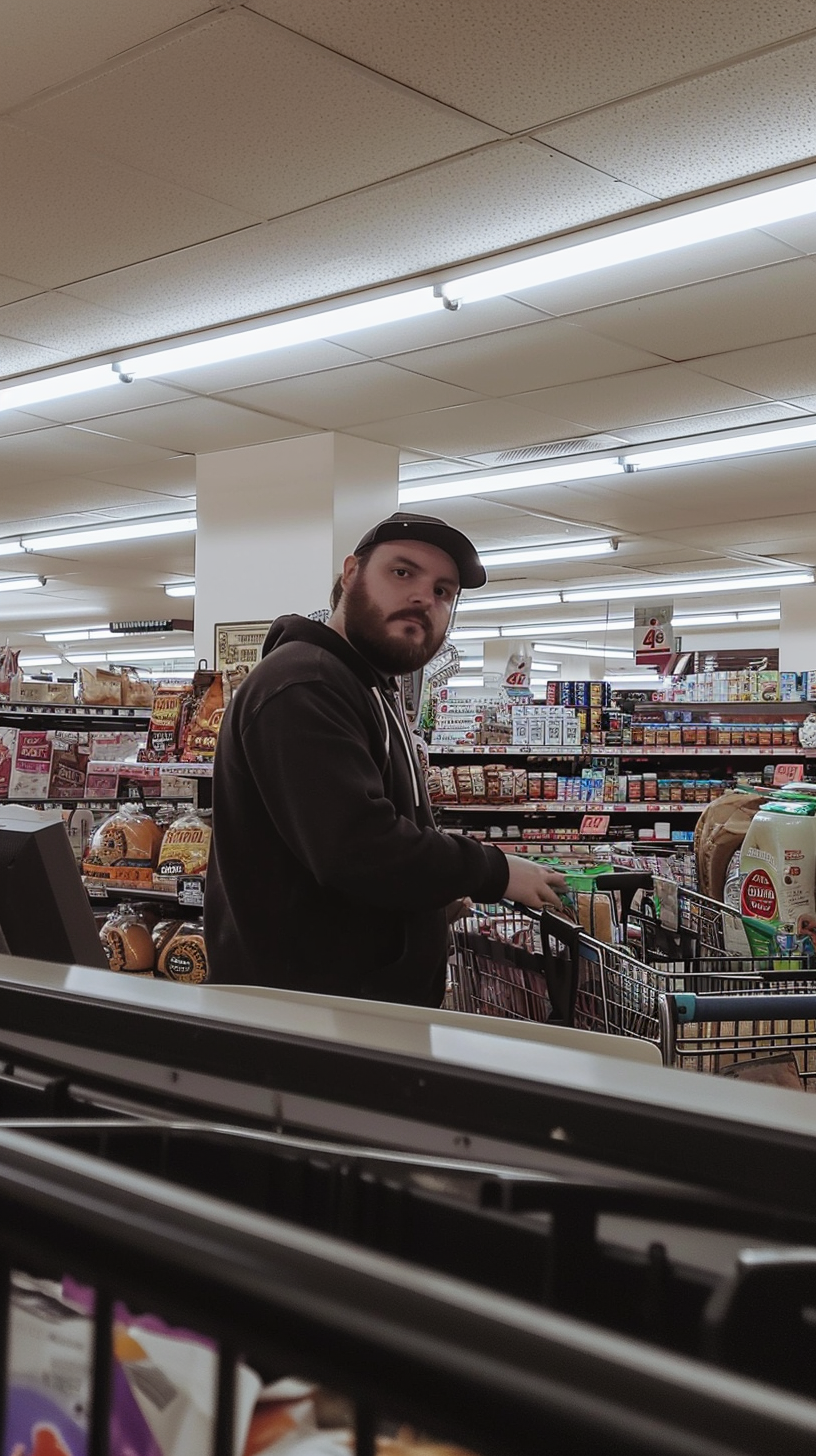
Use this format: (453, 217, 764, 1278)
(86, 760, 213, 777)
(436, 802, 703, 813)
(0, 703, 151, 719)
(429, 745, 812, 758)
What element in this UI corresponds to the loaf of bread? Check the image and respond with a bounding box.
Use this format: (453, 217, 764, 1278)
(85, 805, 164, 869)
(100, 906, 155, 975)
(156, 922, 208, 983)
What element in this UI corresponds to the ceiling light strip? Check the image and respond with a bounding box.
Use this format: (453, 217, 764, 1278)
(564, 570, 813, 604)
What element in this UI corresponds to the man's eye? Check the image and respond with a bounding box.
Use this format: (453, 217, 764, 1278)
(394, 567, 409, 577)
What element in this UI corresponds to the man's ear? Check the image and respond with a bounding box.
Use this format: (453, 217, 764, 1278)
(340, 553, 359, 590)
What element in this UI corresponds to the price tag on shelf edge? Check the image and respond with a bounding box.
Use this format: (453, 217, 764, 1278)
(178, 876, 205, 909)
(579, 813, 610, 836)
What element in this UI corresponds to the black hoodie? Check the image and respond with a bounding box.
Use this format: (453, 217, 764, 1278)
(204, 616, 509, 1004)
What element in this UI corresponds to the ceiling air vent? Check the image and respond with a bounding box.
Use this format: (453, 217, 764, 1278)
(468, 435, 624, 468)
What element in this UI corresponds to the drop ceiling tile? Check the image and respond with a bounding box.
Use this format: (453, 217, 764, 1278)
(613, 402, 809, 443)
(389, 319, 664, 395)
(85, 457, 196, 499)
(536, 36, 816, 197)
(505, 231, 802, 318)
(63, 142, 652, 340)
(251, 0, 816, 132)
(348, 399, 592, 455)
(0, 276, 43, 307)
(15, 11, 500, 219)
(576, 258, 816, 361)
(787, 393, 816, 413)
(21, 380, 191, 426)
(0, 292, 146, 357)
(759, 216, 816, 255)
(0, 121, 258, 292)
(512, 364, 769, 431)
(221, 361, 482, 430)
(150, 342, 371, 396)
(0, 425, 179, 485)
(0, 474, 188, 528)
(690, 337, 816, 399)
(80, 398, 317, 454)
(0, 0, 220, 110)
(0, 333, 63, 378)
(0, 410, 59, 439)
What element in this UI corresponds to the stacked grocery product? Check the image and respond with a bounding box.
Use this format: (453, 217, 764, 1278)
(631, 719, 802, 748)
(657, 669, 816, 703)
(428, 762, 731, 806)
(138, 666, 247, 762)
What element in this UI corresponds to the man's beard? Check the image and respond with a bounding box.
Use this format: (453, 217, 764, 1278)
(342, 572, 448, 675)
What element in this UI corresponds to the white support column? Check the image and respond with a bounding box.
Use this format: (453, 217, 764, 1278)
(779, 584, 816, 671)
(194, 433, 398, 665)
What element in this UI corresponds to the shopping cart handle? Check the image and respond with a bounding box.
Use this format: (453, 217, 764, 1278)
(674, 992, 816, 1024)
(595, 872, 653, 924)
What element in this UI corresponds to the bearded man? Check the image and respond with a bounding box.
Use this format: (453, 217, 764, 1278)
(205, 512, 565, 1001)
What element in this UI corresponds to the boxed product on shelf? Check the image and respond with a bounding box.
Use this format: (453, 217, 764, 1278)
(89, 730, 148, 761)
(47, 731, 90, 799)
(10, 678, 75, 705)
(0, 727, 16, 797)
(8, 730, 53, 799)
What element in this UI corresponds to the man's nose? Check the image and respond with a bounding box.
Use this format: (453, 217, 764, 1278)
(407, 578, 434, 605)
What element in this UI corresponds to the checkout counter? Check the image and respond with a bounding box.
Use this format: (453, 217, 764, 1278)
(0, 956, 812, 1454)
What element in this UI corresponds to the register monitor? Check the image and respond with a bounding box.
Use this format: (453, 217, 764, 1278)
(0, 807, 107, 969)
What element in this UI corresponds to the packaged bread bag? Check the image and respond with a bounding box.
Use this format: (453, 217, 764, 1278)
(99, 904, 156, 976)
(83, 804, 165, 888)
(156, 921, 208, 984)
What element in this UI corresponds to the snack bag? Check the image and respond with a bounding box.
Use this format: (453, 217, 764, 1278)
(140, 685, 194, 763)
(4, 1274, 93, 1456)
(8, 732, 54, 800)
(179, 670, 225, 761)
(155, 809, 211, 884)
(47, 733, 90, 800)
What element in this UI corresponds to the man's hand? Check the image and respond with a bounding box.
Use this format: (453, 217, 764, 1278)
(446, 897, 473, 925)
(503, 855, 568, 912)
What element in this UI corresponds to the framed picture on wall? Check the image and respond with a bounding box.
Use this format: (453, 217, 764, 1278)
(214, 622, 272, 673)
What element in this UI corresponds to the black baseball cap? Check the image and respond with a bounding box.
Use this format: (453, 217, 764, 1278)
(353, 511, 487, 589)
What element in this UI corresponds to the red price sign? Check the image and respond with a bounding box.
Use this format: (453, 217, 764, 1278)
(580, 813, 610, 836)
(772, 762, 804, 785)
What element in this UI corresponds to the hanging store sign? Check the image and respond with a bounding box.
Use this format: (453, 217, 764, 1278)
(634, 605, 676, 670)
(214, 622, 271, 673)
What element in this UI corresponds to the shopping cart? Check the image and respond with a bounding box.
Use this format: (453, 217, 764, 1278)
(446, 901, 577, 1025)
(660, 991, 816, 1087)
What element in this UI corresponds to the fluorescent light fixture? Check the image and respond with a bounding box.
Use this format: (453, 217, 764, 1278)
(142, 669, 195, 681)
(165, 583, 196, 598)
(457, 590, 562, 614)
(0, 541, 25, 557)
(65, 652, 109, 664)
(42, 626, 117, 642)
(529, 662, 559, 673)
(672, 608, 782, 628)
(0, 364, 118, 414)
(503, 616, 633, 635)
(24, 515, 196, 552)
(624, 419, 816, 471)
(535, 640, 635, 659)
(117, 289, 440, 378)
(18, 655, 63, 668)
(106, 647, 195, 663)
(565, 570, 813, 603)
(479, 538, 615, 568)
(446, 676, 485, 687)
(440, 174, 816, 305)
(0, 576, 45, 593)
(400, 456, 622, 505)
(605, 674, 664, 686)
(450, 627, 502, 641)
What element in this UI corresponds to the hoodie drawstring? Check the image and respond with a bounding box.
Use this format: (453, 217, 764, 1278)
(372, 685, 421, 809)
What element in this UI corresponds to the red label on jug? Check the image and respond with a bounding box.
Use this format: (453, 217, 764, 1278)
(741, 868, 778, 920)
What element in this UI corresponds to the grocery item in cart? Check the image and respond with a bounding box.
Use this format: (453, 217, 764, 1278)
(739, 798, 816, 950)
(694, 790, 764, 899)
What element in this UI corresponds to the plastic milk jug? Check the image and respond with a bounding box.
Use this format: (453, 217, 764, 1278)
(739, 799, 816, 937)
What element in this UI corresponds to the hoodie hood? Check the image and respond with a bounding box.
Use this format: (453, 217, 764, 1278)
(261, 613, 387, 691)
